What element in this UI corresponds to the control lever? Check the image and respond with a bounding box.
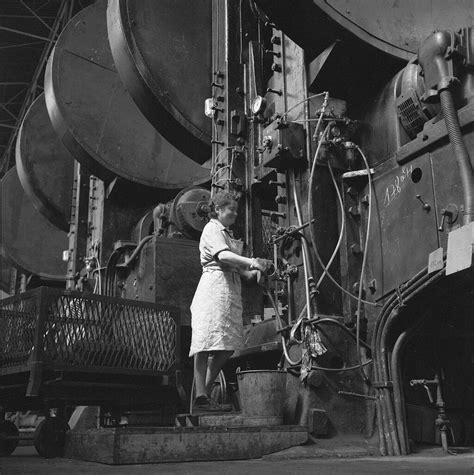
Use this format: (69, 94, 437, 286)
(437, 204, 458, 232)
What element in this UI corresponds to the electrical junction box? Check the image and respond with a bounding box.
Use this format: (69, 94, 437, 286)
(260, 120, 306, 171)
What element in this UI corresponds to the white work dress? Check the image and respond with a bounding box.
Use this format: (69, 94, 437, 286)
(189, 218, 244, 357)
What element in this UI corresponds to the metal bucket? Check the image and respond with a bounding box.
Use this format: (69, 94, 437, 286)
(236, 370, 287, 419)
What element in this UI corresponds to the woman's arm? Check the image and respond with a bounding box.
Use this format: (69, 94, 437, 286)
(217, 250, 252, 268)
(218, 251, 273, 274)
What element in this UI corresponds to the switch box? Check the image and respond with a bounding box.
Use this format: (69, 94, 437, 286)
(260, 120, 306, 170)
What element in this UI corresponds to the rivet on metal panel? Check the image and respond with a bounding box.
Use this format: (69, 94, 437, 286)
(347, 186, 358, 198)
(348, 206, 360, 217)
(267, 88, 282, 96)
(275, 195, 287, 204)
(265, 49, 281, 58)
(368, 279, 377, 294)
(350, 243, 362, 254)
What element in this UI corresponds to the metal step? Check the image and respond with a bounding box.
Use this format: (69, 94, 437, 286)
(175, 412, 283, 427)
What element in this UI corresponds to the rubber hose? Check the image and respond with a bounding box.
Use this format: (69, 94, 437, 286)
(439, 89, 474, 224)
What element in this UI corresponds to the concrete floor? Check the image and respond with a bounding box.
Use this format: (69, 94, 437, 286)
(1, 446, 473, 474)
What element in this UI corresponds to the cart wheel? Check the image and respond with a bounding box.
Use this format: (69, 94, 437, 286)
(0, 420, 19, 456)
(34, 417, 70, 458)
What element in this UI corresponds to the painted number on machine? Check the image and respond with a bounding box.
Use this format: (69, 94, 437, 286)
(383, 165, 413, 208)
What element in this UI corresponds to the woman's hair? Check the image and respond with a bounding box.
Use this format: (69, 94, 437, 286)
(208, 191, 239, 218)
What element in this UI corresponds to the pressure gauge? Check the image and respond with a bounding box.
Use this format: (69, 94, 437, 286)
(204, 98, 215, 118)
(251, 95, 267, 115)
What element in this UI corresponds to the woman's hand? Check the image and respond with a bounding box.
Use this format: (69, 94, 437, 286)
(240, 269, 258, 283)
(250, 257, 275, 275)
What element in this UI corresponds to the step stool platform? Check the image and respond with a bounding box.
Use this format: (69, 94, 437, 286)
(175, 412, 283, 427)
(65, 425, 308, 464)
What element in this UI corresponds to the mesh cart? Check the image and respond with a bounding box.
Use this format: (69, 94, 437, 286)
(0, 287, 180, 457)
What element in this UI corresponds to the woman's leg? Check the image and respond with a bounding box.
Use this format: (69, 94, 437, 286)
(205, 350, 233, 395)
(194, 351, 209, 398)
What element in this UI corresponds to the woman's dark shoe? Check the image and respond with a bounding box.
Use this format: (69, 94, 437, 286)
(193, 395, 232, 413)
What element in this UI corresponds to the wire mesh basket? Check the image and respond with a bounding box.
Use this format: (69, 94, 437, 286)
(0, 287, 180, 376)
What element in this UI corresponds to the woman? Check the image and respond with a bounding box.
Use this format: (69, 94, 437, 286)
(189, 191, 272, 411)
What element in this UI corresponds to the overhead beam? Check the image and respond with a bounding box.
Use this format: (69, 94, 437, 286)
(0, 0, 72, 174)
(20, 0, 54, 33)
(0, 26, 52, 42)
(0, 41, 43, 50)
(0, 103, 18, 121)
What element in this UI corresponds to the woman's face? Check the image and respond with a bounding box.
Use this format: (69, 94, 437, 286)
(216, 200, 238, 227)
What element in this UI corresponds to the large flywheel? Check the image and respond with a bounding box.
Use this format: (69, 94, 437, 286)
(45, 1, 210, 190)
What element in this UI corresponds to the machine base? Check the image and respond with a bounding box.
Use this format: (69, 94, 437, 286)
(64, 424, 308, 464)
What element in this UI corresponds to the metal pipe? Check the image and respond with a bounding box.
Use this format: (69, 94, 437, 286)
(372, 272, 429, 454)
(123, 235, 154, 267)
(380, 310, 402, 456)
(272, 219, 315, 243)
(373, 355, 392, 455)
(391, 311, 431, 456)
(265, 287, 302, 366)
(291, 169, 314, 319)
(439, 89, 474, 224)
(374, 266, 445, 455)
(391, 330, 410, 455)
(355, 145, 374, 384)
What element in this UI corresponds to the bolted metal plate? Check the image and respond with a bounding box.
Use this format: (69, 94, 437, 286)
(0, 167, 67, 281)
(107, 0, 212, 163)
(16, 93, 74, 232)
(365, 154, 439, 299)
(45, 1, 210, 190)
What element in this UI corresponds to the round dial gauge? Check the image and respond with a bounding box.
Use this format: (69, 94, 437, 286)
(251, 95, 267, 115)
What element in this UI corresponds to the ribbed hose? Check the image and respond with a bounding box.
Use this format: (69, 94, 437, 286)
(439, 89, 474, 224)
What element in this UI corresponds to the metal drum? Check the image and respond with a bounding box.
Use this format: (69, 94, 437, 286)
(0, 167, 67, 281)
(16, 93, 74, 232)
(255, 0, 474, 61)
(45, 1, 210, 190)
(107, 0, 212, 163)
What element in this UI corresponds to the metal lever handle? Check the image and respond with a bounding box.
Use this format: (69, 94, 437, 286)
(438, 208, 453, 232)
(416, 194, 431, 211)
